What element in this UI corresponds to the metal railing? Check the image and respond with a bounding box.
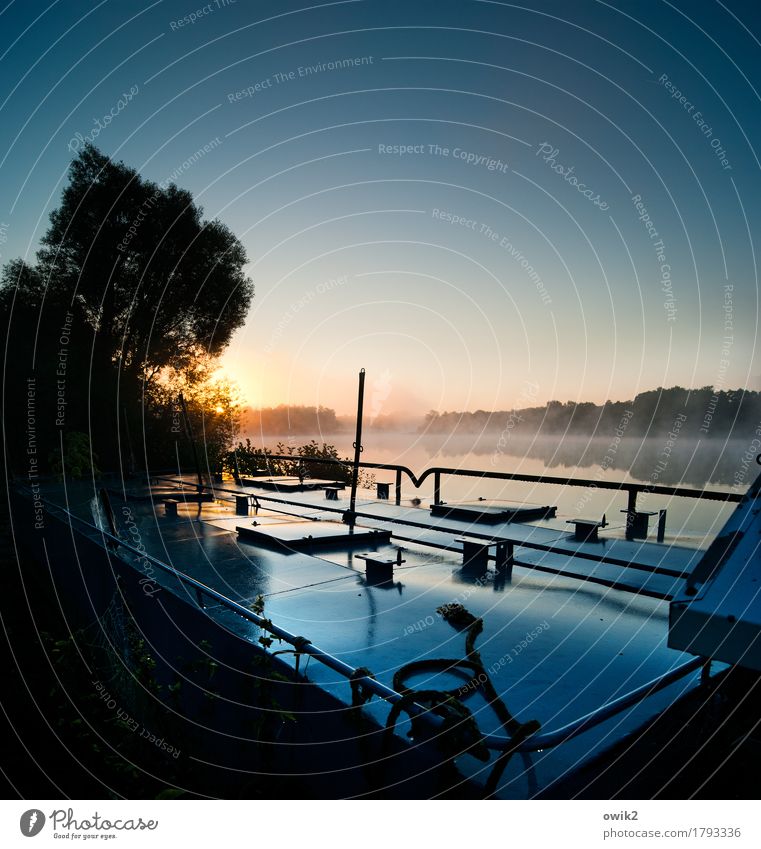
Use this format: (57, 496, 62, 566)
(38, 492, 709, 756)
(147, 464, 736, 584)
(218, 454, 744, 510)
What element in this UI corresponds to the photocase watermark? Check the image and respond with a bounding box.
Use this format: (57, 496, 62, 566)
(658, 73, 732, 171)
(116, 137, 223, 252)
(159, 136, 223, 190)
(700, 284, 734, 434)
(491, 380, 541, 466)
(121, 506, 161, 597)
(536, 143, 609, 211)
(0, 219, 8, 263)
(731, 421, 761, 492)
(55, 311, 73, 427)
(67, 85, 138, 153)
(117, 191, 159, 253)
(493, 229, 552, 306)
(93, 680, 180, 759)
(19, 809, 46, 837)
(644, 411, 687, 490)
(228, 56, 374, 102)
(263, 275, 350, 356)
(48, 806, 158, 834)
(26, 377, 44, 529)
(403, 573, 491, 636)
(574, 409, 634, 514)
(378, 142, 509, 174)
(653, 412, 687, 479)
(631, 193, 676, 322)
(171, 397, 182, 434)
(431, 209, 552, 305)
(170, 0, 235, 31)
(456, 620, 551, 696)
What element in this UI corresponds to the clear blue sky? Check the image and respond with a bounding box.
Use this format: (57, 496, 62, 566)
(1, 0, 759, 414)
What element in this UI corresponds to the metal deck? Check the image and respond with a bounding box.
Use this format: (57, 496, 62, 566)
(430, 500, 557, 524)
(238, 476, 345, 492)
(235, 518, 392, 551)
(51, 474, 720, 798)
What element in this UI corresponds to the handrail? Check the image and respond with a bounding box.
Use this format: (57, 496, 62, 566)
(518, 656, 705, 751)
(39, 494, 708, 756)
(147, 474, 700, 580)
(220, 454, 744, 503)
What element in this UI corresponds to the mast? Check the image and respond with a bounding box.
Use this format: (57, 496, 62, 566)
(347, 368, 366, 530)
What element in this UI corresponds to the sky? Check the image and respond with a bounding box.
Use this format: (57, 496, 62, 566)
(1, 0, 760, 416)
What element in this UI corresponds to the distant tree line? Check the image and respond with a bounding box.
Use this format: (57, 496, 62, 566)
(420, 387, 761, 439)
(242, 405, 343, 435)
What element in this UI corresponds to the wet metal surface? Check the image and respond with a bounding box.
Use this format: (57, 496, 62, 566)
(430, 500, 557, 523)
(52, 481, 707, 798)
(235, 518, 392, 551)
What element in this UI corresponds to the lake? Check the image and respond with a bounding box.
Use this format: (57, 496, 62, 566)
(240, 431, 757, 547)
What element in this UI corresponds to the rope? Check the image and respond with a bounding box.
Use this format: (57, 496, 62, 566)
(350, 667, 377, 707)
(271, 636, 311, 676)
(383, 603, 541, 795)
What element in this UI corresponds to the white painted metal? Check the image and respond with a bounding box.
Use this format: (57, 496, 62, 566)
(669, 471, 761, 671)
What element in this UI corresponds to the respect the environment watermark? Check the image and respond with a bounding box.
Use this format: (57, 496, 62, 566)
(170, 0, 236, 31)
(431, 208, 552, 306)
(229, 56, 374, 101)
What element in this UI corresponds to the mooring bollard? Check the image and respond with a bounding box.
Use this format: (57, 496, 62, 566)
(495, 541, 514, 581)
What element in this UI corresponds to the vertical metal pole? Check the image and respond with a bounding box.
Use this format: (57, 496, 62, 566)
(495, 541, 514, 581)
(701, 658, 712, 684)
(657, 509, 667, 542)
(122, 407, 136, 475)
(434, 471, 441, 505)
(625, 488, 638, 537)
(99, 488, 118, 550)
(178, 392, 204, 495)
(395, 468, 402, 506)
(348, 369, 366, 529)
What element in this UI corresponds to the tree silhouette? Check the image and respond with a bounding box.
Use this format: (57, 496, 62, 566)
(1, 144, 253, 472)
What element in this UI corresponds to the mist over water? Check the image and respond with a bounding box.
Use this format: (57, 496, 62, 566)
(243, 430, 753, 489)
(241, 430, 755, 544)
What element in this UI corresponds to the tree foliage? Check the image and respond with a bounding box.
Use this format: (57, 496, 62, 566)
(242, 405, 343, 435)
(421, 386, 761, 439)
(1, 144, 253, 472)
(227, 439, 374, 487)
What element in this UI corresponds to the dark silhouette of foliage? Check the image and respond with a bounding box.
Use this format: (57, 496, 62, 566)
(242, 405, 343, 435)
(420, 386, 760, 441)
(1, 144, 253, 473)
(227, 439, 374, 487)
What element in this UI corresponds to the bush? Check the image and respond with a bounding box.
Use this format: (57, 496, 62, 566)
(49, 431, 101, 480)
(225, 439, 374, 487)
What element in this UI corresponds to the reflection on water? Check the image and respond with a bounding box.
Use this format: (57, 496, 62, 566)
(247, 431, 754, 490)
(243, 431, 754, 542)
(418, 434, 752, 489)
